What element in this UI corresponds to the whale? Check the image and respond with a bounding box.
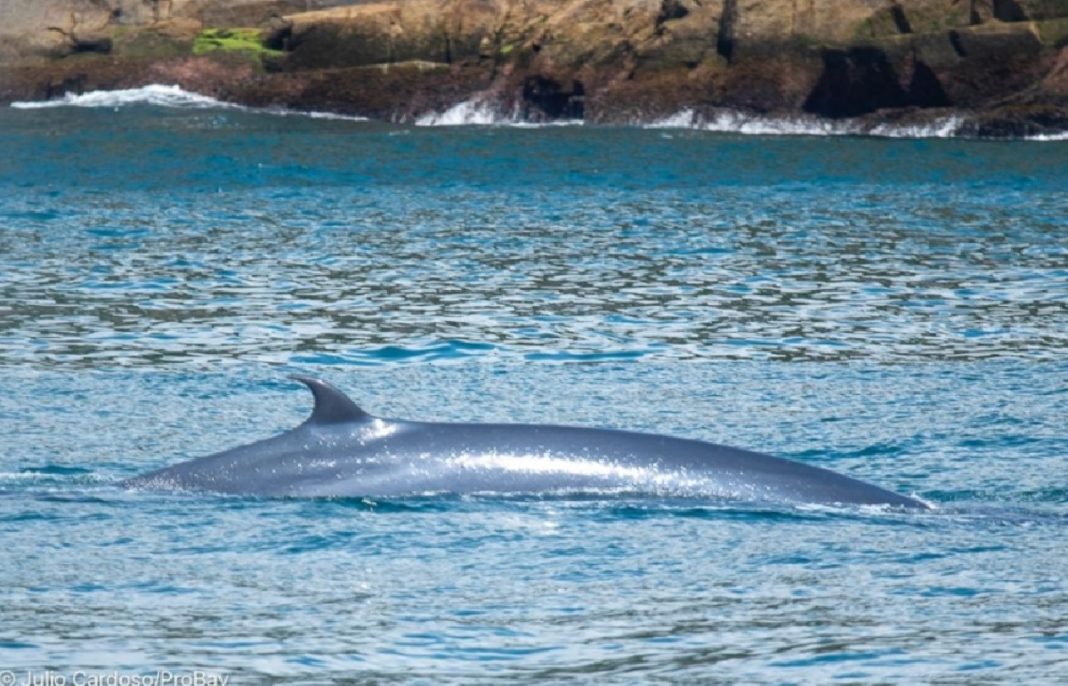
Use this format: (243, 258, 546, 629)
(126, 376, 928, 508)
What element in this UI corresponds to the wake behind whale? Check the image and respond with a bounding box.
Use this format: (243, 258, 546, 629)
(127, 376, 928, 508)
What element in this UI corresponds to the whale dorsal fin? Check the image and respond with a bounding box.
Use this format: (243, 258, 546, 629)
(290, 375, 372, 425)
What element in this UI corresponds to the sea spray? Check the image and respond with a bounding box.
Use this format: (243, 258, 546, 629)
(11, 84, 368, 121)
(646, 108, 967, 139)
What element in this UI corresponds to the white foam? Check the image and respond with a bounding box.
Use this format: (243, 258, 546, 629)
(508, 118, 584, 128)
(648, 108, 964, 138)
(12, 84, 233, 110)
(299, 109, 368, 121)
(701, 110, 847, 136)
(415, 97, 583, 127)
(645, 109, 698, 129)
(415, 99, 504, 126)
(867, 115, 963, 139)
(647, 108, 1068, 141)
(10, 83, 368, 121)
(1024, 131, 1068, 141)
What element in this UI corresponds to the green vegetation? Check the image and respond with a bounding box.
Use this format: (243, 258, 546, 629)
(192, 28, 281, 57)
(1036, 18, 1068, 48)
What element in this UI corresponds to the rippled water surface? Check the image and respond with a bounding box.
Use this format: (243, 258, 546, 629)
(1, 102, 1066, 683)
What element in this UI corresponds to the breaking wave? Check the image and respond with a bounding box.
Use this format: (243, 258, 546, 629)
(646, 108, 1068, 141)
(411, 99, 976, 137)
(415, 97, 582, 127)
(415, 99, 504, 126)
(12, 84, 232, 110)
(1024, 131, 1068, 141)
(10, 84, 368, 121)
(416, 100, 1066, 140)
(646, 108, 965, 139)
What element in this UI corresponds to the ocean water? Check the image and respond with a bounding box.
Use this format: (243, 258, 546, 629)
(1, 89, 1067, 683)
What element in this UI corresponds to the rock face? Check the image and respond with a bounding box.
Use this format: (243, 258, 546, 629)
(2, 0, 1068, 135)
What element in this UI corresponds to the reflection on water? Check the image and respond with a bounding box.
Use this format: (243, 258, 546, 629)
(1, 185, 1065, 367)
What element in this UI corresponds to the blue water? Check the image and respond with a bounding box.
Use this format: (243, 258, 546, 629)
(1, 101, 1067, 683)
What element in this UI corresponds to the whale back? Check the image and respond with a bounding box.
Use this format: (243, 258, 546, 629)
(128, 377, 927, 508)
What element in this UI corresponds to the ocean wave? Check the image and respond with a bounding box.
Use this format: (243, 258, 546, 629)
(1023, 131, 1068, 141)
(413, 101, 1064, 140)
(11, 84, 237, 110)
(647, 108, 1068, 141)
(10, 84, 368, 121)
(415, 99, 504, 126)
(646, 108, 967, 139)
(415, 97, 583, 127)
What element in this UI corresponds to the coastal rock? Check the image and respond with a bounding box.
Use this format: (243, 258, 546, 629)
(960, 102, 1068, 137)
(276, 0, 505, 69)
(2, 0, 1067, 136)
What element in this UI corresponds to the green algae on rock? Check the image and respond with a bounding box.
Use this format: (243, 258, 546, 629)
(192, 28, 282, 57)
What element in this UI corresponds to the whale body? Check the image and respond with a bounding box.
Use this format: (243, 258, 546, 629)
(126, 376, 927, 508)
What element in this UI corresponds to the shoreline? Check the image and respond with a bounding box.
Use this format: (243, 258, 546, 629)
(7, 84, 1068, 142)
(2, 0, 1067, 140)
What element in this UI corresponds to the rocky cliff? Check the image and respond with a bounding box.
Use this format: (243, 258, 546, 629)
(2, 0, 1067, 135)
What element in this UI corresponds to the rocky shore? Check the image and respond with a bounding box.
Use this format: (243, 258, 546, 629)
(2, 0, 1067, 136)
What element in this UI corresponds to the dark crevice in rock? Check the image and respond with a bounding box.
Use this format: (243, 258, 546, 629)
(717, 0, 737, 62)
(264, 24, 293, 52)
(803, 47, 907, 118)
(949, 30, 966, 57)
(907, 60, 950, 107)
(47, 23, 112, 56)
(72, 37, 112, 54)
(890, 4, 912, 34)
(804, 48, 953, 117)
(45, 74, 87, 100)
(522, 76, 584, 120)
(657, 0, 690, 29)
(993, 0, 1028, 22)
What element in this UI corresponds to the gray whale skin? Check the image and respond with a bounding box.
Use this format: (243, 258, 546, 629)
(127, 376, 927, 508)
